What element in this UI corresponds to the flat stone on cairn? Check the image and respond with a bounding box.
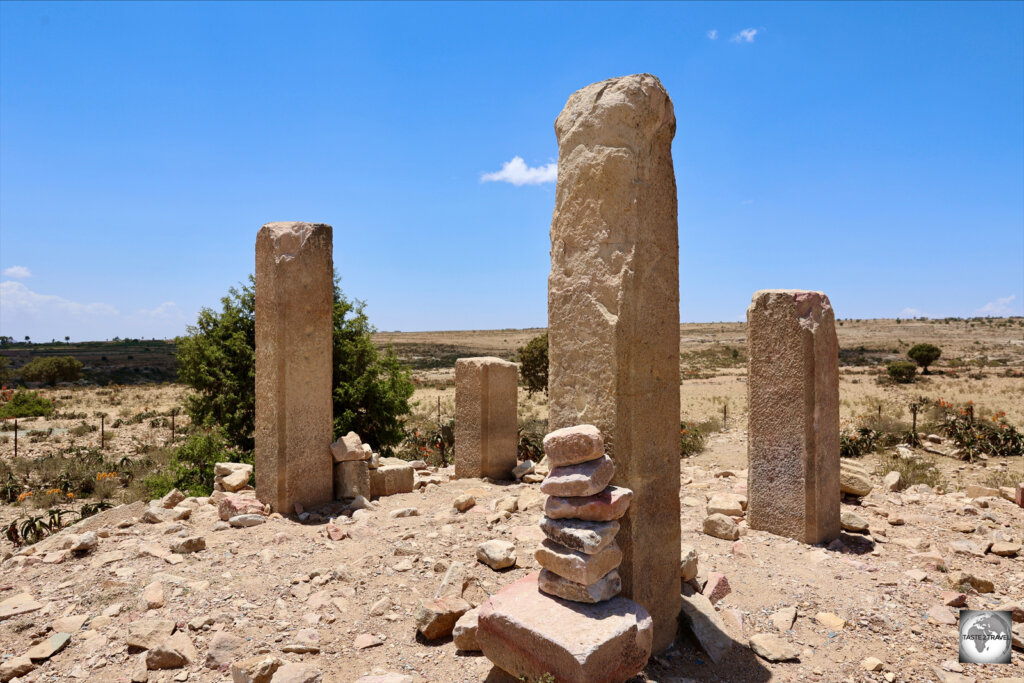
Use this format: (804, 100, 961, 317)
(544, 485, 633, 521)
(540, 454, 615, 497)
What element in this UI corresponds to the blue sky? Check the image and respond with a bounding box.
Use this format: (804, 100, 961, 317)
(1, 1, 1022, 341)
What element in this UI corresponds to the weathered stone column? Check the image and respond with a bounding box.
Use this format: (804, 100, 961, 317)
(454, 357, 518, 480)
(255, 222, 335, 512)
(548, 74, 681, 652)
(746, 290, 840, 544)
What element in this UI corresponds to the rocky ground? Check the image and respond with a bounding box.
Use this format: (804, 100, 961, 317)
(1, 436, 1022, 683)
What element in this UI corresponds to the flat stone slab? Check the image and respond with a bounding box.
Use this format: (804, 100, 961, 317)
(679, 585, 736, 664)
(544, 486, 633, 522)
(478, 573, 651, 683)
(542, 425, 604, 467)
(540, 455, 615, 498)
(539, 516, 620, 555)
(0, 593, 43, 621)
(535, 539, 622, 585)
(538, 568, 621, 604)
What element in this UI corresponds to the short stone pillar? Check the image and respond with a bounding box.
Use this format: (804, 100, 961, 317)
(454, 357, 518, 480)
(547, 73, 681, 653)
(746, 289, 841, 544)
(254, 222, 335, 513)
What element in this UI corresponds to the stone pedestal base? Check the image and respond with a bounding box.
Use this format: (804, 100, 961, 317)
(334, 461, 370, 500)
(477, 573, 652, 683)
(369, 460, 414, 498)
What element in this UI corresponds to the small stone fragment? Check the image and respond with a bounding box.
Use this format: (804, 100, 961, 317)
(230, 514, 267, 528)
(146, 632, 198, 669)
(269, 663, 322, 683)
(862, 656, 884, 672)
(452, 608, 480, 651)
(476, 539, 517, 570)
(537, 568, 621, 603)
(840, 510, 869, 532)
(205, 631, 245, 669)
(702, 572, 731, 605)
(159, 488, 186, 509)
(679, 545, 699, 582)
(354, 633, 383, 649)
(748, 633, 800, 662)
(25, 632, 71, 660)
(883, 471, 901, 491)
(415, 597, 471, 640)
(703, 513, 740, 541)
(127, 619, 176, 650)
(990, 541, 1020, 557)
(771, 606, 797, 632)
(388, 507, 419, 518)
(452, 494, 475, 512)
(814, 612, 846, 630)
(141, 582, 165, 610)
(229, 655, 285, 683)
(169, 536, 206, 554)
(0, 656, 35, 682)
(70, 531, 98, 553)
(706, 493, 745, 518)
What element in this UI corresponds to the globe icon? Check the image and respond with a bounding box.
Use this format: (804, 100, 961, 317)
(959, 611, 1012, 664)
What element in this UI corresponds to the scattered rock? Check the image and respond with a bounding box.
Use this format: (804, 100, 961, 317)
(140, 582, 165, 610)
(862, 656, 884, 672)
(0, 656, 35, 682)
(706, 493, 745, 517)
(230, 514, 268, 528)
(415, 596, 471, 640)
(269, 662, 322, 683)
(703, 513, 740, 541)
(127, 619, 176, 650)
(388, 507, 419, 518)
(452, 494, 476, 512)
(748, 633, 800, 662)
(354, 633, 383, 649)
(966, 484, 1000, 499)
(512, 460, 535, 479)
(990, 541, 1020, 557)
(476, 539, 517, 570)
(229, 655, 285, 683)
(771, 606, 797, 632)
(452, 608, 480, 651)
(679, 584, 735, 664)
(159, 488, 186, 509)
(70, 531, 98, 553)
(947, 570, 995, 593)
(702, 572, 731, 605)
(883, 471, 901, 491)
(814, 612, 846, 631)
(26, 632, 72, 660)
(146, 632, 198, 669)
(839, 461, 873, 497)
(679, 545, 698, 582)
(281, 628, 320, 654)
(169, 536, 206, 554)
(205, 631, 245, 669)
(840, 510, 868, 532)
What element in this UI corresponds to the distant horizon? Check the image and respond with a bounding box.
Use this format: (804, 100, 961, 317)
(1, 314, 1021, 347)
(2, 2, 1021, 341)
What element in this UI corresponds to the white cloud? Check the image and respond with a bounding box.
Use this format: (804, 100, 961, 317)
(976, 294, 1017, 316)
(0, 281, 191, 340)
(731, 28, 759, 43)
(481, 156, 557, 186)
(707, 29, 718, 40)
(2, 265, 31, 279)
(900, 307, 922, 317)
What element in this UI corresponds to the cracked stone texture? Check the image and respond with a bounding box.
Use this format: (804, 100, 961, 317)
(454, 357, 518, 480)
(547, 73, 681, 652)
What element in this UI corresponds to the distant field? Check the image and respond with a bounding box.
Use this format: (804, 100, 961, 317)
(1, 339, 178, 385)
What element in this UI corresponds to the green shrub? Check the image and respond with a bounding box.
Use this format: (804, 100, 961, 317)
(907, 343, 942, 374)
(874, 453, 945, 490)
(840, 427, 879, 458)
(517, 333, 548, 396)
(143, 430, 243, 498)
(20, 356, 82, 386)
(0, 389, 54, 418)
(177, 275, 414, 455)
(887, 361, 917, 384)
(680, 419, 720, 457)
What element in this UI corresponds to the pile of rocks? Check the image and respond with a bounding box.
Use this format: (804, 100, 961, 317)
(535, 424, 632, 603)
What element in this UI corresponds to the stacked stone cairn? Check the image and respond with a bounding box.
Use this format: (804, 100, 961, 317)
(536, 424, 633, 604)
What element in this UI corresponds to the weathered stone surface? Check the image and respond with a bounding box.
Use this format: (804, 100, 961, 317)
(206, 632, 245, 669)
(215, 462, 253, 492)
(330, 431, 366, 462)
(269, 663, 322, 683)
(702, 572, 731, 605)
(454, 357, 518, 480)
(255, 221, 334, 513)
(966, 484, 1000, 499)
(883, 471, 902, 491)
(840, 510, 869, 532)
(334, 460, 371, 500)
(452, 608, 480, 651)
(748, 633, 800, 662)
(0, 593, 42, 621)
(540, 455, 615, 498)
(230, 655, 285, 683)
(679, 545, 698, 582)
(218, 494, 267, 521)
(703, 513, 740, 541)
(159, 488, 185, 509)
(415, 597, 471, 640)
(369, 462, 414, 498)
(706, 493, 745, 518)
(747, 290, 840, 545)
(548, 74, 681, 652)
(541, 425, 604, 467)
(535, 539, 622, 585)
(230, 514, 267, 528)
(146, 632, 198, 669)
(477, 573, 651, 683)
(169, 536, 206, 554)
(947, 570, 994, 593)
(771, 606, 797, 632)
(477, 539, 517, 570)
(678, 584, 735, 664)
(0, 656, 34, 682)
(126, 619, 175, 650)
(840, 461, 873, 497)
(539, 516, 620, 555)
(1016, 482, 1023, 507)
(544, 485, 632, 522)
(538, 568, 621, 603)
(26, 632, 71, 660)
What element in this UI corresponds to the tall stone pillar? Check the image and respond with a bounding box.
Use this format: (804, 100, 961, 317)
(746, 290, 840, 544)
(255, 222, 335, 512)
(454, 357, 518, 480)
(548, 74, 681, 653)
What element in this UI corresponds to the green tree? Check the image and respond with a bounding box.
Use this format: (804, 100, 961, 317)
(907, 343, 942, 374)
(516, 333, 548, 396)
(887, 360, 917, 384)
(177, 275, 415, 454)
(0, 389, 54, 418)
(20, 356, 82, 385)
(0, 356, 12, 386)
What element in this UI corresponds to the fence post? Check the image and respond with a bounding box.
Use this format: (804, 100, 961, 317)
(171, 412, 175, 442)
(13, 418, 17, 458)
(723, 403, 727, 429)
(100, 416, 104, 450)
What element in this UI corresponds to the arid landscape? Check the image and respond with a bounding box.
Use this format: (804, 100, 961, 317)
(0, 318, 1021, 682)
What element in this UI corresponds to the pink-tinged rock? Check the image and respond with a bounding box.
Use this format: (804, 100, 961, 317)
(542, 425, 604, 467)
(146, 632, 198, 669)
(415, 597, 471, 640)
(218, 494, 267, 521)
(941, 592, 967, 607)
(544, 486, 633, 522)
(702, 572, 731, 605)
(353, 633, 383, 649)
(0, 593, 43, 621)
(324, 523, 348, 541)
(535, 540, 622, 585)
(1015, 482, 1023, 507)
(927, 605, 957, 625)
(477, 573, 652, 683)
(541, 455, 615, 498)
(352, 675, 413, 683)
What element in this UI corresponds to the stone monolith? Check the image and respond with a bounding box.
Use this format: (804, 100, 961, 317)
(746, 289, 840, 544)
(255, 222, 334, 512)
(454, 357, 518, 480)
(547, 73, 681, 652)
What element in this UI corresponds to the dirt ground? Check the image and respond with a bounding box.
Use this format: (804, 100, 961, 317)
(0, 318, 1022, 682)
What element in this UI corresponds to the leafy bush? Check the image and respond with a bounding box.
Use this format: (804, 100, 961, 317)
(907, 343, 942, 374)
(874, 453, 945, 491)
(938, 404, 1023, 459)
(840, 427, 880, 458)
(0, 389, 54, 418)
(143, 430, 243, 498)
(886, 361, 917, 384)
(178, 275, 414, 455)
(517, 333, 548, 396)
(680, 419, 720, 457)
(20, 356, 82, 386)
